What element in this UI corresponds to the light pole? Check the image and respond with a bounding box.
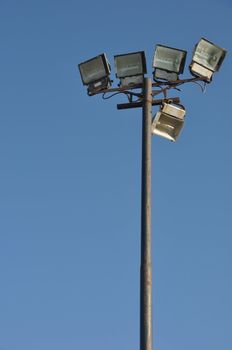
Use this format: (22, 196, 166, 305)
(78, 38, 227, 350)
(140, 78, 153, 350)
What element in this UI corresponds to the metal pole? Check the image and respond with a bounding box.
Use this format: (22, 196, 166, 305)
(140, 77, 153, 350)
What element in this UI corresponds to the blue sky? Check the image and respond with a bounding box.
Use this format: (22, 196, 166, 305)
(0, 0, 231, 349)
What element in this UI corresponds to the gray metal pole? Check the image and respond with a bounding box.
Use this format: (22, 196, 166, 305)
(140, 77, 153, 350)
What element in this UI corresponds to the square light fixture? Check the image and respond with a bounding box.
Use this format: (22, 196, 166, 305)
(78, 53, 111, 94)
(153, 45, 187, 81)
(151, 103, 186, 142)
(190, 38, 227, 81)
(114, 51, 147, 86)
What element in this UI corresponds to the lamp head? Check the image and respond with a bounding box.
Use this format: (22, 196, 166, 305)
(189, 38, 227, 82)
(153, 45, 187, 81)
(151, 103, 186, 142)
(78, 53, 111, 94)
(114, 51, 147, 87)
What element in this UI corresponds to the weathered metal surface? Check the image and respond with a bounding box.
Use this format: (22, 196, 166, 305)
(140, 78, 153, 350)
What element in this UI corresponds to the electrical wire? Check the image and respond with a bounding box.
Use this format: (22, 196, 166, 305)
(102, 90, 142, 103)
(191, 81, 206, 93)
(102, 91, 123, 99)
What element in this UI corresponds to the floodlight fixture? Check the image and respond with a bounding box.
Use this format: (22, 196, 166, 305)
(190, 38, 227, 82)
(114, 51, 147, 86)
(78, 53, 111, 94)
(78, 37, 228, 350)
(151, 103, 186, 142)
(153, 45, 187, 81)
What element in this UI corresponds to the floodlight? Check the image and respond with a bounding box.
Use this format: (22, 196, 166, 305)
(190, 38, 227, 81)
(114, 51, 147, 86)
(153, 45, 187, 81)
(151, 103, 186, 142)
(78, 53, 111, 94)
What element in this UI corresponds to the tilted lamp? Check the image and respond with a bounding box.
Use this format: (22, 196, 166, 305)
(153, 45, 187, 81)
(151, 103, 186, 142)
(78, 53, 111, 94)
(189, 38, 227, 82)
(114, 51, 147, 87)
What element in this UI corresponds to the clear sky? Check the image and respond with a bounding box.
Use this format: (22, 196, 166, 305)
(0, 0, 231, 349)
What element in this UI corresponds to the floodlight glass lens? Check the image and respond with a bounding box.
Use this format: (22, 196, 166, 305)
(193, 39, 225, 71)
(79, 56, 107, 85)
(152, 113, 184, 141)
(115, 53, 144, 78)
(153, 46, 186, 73)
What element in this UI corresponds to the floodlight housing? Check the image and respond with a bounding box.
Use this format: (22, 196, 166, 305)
(114, 51, 147, 86)
(153, 45, 187, 81)
(151, 103, 186, 142)
(190, 38, 227, 82)
(78, 53, 111, 94)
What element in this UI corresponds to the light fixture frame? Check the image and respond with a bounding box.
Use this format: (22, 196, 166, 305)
(114, 51, 147, 78)
(152, 44, 187, 81)
(189, 37, 227, 82)
(78, 53, 111, 94)
(151, 103, 186, 142)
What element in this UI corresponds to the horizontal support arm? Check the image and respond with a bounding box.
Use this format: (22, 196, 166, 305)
(89, 76, 206, 96)
(117, 97, 180, 110)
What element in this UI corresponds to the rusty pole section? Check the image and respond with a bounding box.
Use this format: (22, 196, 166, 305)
(140, 77, 153, 350)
